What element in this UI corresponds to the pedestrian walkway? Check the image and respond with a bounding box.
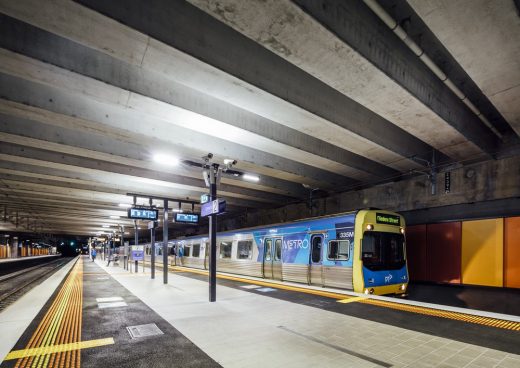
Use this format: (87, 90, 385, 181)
(98, 259, 520, 368)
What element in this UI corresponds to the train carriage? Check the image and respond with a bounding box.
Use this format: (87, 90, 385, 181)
(145, 209, 408, 295)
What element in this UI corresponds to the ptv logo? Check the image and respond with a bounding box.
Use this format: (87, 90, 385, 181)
(384, 274, 393, 283)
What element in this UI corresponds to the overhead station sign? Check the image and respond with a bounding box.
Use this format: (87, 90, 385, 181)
(174, 213, 200, 224)
(201, 199, 226, 217)
(128, 207, 159, 220)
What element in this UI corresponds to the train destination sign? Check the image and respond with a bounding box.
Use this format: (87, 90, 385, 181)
(174, 213, 200, 224)
(201, 199, 226, 217)
(128, 207, 159, 220)
(375, 213, 400, 226)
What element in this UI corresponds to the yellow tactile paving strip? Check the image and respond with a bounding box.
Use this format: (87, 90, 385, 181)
(11, 258, 84, 368)
(358, 298, 520, 331)
(170, 265, 520, 332)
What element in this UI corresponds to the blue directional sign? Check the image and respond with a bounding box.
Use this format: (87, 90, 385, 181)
(201, 199, 226, 217)
(174, 213, 200, 224)
(128, 207, 159, 220)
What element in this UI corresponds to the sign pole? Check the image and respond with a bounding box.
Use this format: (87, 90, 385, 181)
(134, 220, 138, 273)
(209, 164, 217, 302)
(163, 200, 168, 284)
(121, 225, 126, 270)
(150, 223, 155, 279)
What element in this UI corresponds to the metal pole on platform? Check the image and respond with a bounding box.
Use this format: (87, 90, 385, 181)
(134, 220, 138, 273)
(151, 225, 155, 279)
(121, 225, 126, 270)
(209, 164, 217, 302)
(163, 200, 168, 284)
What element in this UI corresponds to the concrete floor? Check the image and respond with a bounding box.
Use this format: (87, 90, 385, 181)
(99, 260, 520, 368)
(1, 256, 519, 368)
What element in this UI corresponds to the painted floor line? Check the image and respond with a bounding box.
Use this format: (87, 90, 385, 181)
(337, 296, 368, 304)
(4, 338, 114, 360)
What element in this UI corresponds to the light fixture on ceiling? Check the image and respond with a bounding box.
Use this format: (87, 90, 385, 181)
(109, 215, 120, 219)
(153, 153, 180, 166)
(242, 174, 260, 182)
(102, 225, 110, 228)
(118, 203, 131, 208)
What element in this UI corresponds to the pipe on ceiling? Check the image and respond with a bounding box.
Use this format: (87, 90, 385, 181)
(363, 0, 503, 139)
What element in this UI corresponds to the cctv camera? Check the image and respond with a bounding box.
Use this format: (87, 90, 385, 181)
(201, 153, 213, 163)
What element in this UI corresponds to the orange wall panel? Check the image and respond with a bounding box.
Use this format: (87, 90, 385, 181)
(505, 217, 520, 288)
(461, 219, 503, 287)
(427, 222, 461, 284)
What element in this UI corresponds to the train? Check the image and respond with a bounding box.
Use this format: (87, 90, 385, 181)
(143, 209, 409, 295)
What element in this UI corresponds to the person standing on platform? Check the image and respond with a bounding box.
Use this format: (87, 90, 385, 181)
(106, 248, 113, 266)
(91, 248, 97, 262)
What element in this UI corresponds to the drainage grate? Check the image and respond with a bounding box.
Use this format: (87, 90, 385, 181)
(127, 323, 164, 339)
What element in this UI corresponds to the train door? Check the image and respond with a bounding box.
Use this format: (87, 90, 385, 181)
(262, 238, 273, 278)
(309, 234, 323, 286)
(262, 238, 282, 280)
(272, 238, 282, 280)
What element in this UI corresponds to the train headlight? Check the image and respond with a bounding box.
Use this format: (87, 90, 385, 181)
(364, 288, 374, 294)
(400, 227, 405, 234)
(400, 284, 406, 291)
(366, 224, 374, 231)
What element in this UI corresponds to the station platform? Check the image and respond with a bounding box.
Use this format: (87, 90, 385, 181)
(0, 256, 519, 368)
(0, 255, 59, 264)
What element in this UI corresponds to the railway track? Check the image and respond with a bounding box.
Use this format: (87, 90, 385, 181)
(0, 257, 73, 312)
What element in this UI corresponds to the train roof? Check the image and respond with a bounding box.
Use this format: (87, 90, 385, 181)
(174, 208, 399, 241)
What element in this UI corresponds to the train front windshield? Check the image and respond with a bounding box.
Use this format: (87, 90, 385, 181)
(362, 232, 405, 271)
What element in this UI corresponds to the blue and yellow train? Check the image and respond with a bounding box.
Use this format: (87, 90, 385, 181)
(145, 209, 408, 295)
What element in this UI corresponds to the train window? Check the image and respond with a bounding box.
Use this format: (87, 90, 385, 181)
(264, 239, 272, 261)
(219, 242, 232, 259)
(237, 240, 253, 260)
(328, 240, 350, 260)
(274, 239, 282, 261)
(311, 235, 322, 263)
(192, 244, 200, 258)
(362, 232, 405, 271)
(184, 245, 191, 257)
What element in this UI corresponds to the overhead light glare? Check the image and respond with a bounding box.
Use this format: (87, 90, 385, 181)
(153, 153, 180, 166)
(102, 225, 110, 228)
(243, 174, 259, 182)
(118, 203, 131, 208)
(172, 209, 183, 213)
(109, 215, 120, 219)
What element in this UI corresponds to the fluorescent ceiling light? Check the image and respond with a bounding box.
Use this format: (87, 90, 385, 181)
(118, 203, 131, 208)
(153, 153, 180, 166)
(243, 174, 260, 182)
(102, 225, 110, 228)
(172, 209, 183, 213)
(109, 215, 120, 219)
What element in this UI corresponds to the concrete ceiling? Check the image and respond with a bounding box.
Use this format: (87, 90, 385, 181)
(0, 0, 518, 237)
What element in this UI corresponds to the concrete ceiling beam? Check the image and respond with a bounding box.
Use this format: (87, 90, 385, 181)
(0, 63, 351, 191)
(72, 0, 448, 167)
(0, 14, 399, 180)
(292, 0, 499, 156)
(0, 1, 421, 171)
